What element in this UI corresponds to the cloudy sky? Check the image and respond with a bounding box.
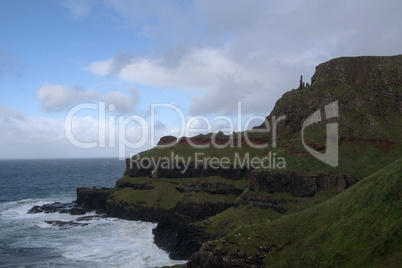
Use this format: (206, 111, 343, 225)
(0, 0, 401, 159)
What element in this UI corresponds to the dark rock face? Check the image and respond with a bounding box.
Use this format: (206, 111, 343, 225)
(153, 215, 211, 260)
(45, 220, 89, 228)
(28, 201, 92, 215)
(107, 202, 165, 222)
(44, 215, 107, 228)
(76, 187, 112, 211)
(186, 241, 264, 268)
(311, 56, 402, 90)
(28, 202, 108, 230)
(115, 178, 154, 190)
(250, 170, 360, 197)
(157, 135, 177, 146)
(175, 181, 244, 196)
(289, 176, 317, 197)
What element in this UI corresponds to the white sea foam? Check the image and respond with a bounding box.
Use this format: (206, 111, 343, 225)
(0, 200, 186, 268)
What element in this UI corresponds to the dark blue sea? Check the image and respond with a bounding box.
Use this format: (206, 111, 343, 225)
(0, 158, 184, 268)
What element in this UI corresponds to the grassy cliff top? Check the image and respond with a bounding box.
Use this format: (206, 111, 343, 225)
(206, 158, 402, 267)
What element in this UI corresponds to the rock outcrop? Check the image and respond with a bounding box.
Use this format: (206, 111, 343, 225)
(157, 135, 177, 146)
(153, 214, 213, 260)
(28, 201, 92, 215)
(250, 170, 359, 196)
(76, 187, 112, 211)
(255, 55, 402, 144)
(187, 241, 264, 268)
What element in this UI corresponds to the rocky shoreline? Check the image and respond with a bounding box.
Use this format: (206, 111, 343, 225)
(27, 164, 360, 264)
(28, 164, 359, 262)
(28, 189, 216, 260)
(75, 186, 224, 260)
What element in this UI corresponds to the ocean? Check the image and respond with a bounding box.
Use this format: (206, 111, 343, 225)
(0, 158, 185, 268)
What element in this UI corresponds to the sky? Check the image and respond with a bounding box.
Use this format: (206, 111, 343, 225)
(0, 0, 401, 159)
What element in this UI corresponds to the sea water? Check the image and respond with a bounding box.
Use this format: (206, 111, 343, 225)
(0, 158, 185, 268)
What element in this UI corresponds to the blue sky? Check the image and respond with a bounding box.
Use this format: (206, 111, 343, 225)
(0, 0, 401, 159)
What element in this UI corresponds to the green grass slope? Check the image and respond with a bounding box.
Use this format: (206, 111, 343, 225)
(108, 175, 249, 211)
(215, 158, 401, 267)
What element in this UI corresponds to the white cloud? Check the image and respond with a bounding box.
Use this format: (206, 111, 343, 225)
(0, 111, 67, 158)
(37, 83, 101, 112)
(0, 106, 187, 159)
(60, 0, 95, 19)
(37, 83, 139, 115)
(89, 0, 402, 116)
(0, 106, 26, 120)
(87, 47, 303, 115)
(88, 48, 259, 90)
(103, 86, 139, 114)
(88, 58, 113, 76)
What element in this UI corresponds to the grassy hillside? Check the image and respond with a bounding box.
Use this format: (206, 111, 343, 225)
(109, 175, 249, 211)
(207, 158, 401, 267)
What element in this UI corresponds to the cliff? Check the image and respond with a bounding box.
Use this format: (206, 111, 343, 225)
(257, 55, 401, 142)
(75, 55, 401, 267)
